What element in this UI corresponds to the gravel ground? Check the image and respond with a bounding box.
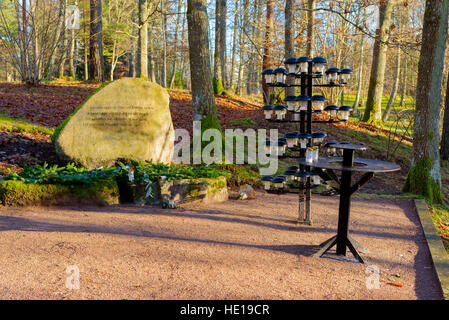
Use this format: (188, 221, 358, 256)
(0, 193, 443, 300)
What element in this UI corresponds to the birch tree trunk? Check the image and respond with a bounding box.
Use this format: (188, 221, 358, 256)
(89, 0, 105, 82)
(404, 0, 448, 203)
(362, 0, 394, 124)
(187, 0, 221, 131)
(382, 45, 401, 122)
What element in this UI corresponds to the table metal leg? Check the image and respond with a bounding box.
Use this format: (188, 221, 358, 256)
(348, 236, 368, 254)
(319, 235, 337, 247)
(313, 237, 337, 258)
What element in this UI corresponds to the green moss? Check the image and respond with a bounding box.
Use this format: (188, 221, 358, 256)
(403, 158, 443, 203)
(219, 164, 260, 187)
(51, 82, 111, 144)
(0, 114, 53, 135)
(201, 114, 222, 134)
(0, 179, 119, 206)
(213, 78, 231, 97)
(228, 117, 255, 128)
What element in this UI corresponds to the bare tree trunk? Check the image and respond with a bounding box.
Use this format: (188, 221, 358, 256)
(441, 70, 449, 160)
(306, 0, 315, 57)
(161, 0, 167, 87)
(137, 0, 148, 78)
(353, 36, 364, 114)
(70, 29, 76, 79)
(220, 0, 227, 88)
(285, 0, 295, 97)
(187, 0, 221, 131)
(89, 0, 105, 82)
(262, 0, 274, 104)
(148, 21, 155, 81)
(169, 0, 182, 88)
(84, 1, 89, 81)
(404, 0, 448, 203)
(236, 0, 248, 95)
(229, 0, 239, 90)
(399, 54, 407, 107)
(59, 0, 67, 79)
(362, 0, 394, 124)
(213, 0, 227, 93)
(382, 45, 401, 122)
(129, 8, 137, 77)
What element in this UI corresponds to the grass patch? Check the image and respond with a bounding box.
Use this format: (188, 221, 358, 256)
(430, 205, 449, 254)
(343, 93, 415, 136)
(0, 114, 53, 135)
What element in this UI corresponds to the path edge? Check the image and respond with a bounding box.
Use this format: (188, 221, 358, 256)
(414, 199, 449, 300)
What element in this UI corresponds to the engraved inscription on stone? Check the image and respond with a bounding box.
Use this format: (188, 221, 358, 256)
(85, 105, 150, 132)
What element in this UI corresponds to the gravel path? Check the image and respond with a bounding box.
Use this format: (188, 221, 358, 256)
(0, 193, 443, 300)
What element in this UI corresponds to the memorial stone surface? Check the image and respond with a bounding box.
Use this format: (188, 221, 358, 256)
(54, 78, 174, 169)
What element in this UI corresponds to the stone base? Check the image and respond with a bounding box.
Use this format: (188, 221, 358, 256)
(160, 176, 228, 208)
(0, 179, 120, 206)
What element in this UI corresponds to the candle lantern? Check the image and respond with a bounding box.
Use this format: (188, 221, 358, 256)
(298, 133, 312, 149)
(273, 105, 287, 120)
(311, 95, 328, 111)
(284, 57, 298, 74)
(312, 131, 327, 145)
(295, 95, 311, 112)
(264, 140, 272, 155)
(262, 69, 274, 84)
(284, 96, 297, 111)
(261, 176, 274, 190)
(283, 170, 297, 182)
(306, 147, 314, 163)
(311, 172, 321, 185)
(312, 146, 320, 161)
(274, 67, 287, 85)
(324, 105, 339, 117)
(339, 68, 353, 84)
(261, 105, 273, 119)
(324, 140, 338, 155)
(339, 105, 353, 121)
(325, 68, 340, 84)
(295, 171, 311, 184)
(297, 57, 312, 74)
(285, 132, 299, 148)
(272, 177, 286, 189)
(312, 57, 327, 74)
(275, 139, 287, 156)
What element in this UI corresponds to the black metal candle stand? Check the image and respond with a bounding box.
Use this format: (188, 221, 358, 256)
(260, 57, 353, 224)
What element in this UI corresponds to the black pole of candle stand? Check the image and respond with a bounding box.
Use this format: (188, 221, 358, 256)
(297, 71, 307, 223)
(336, 149, 354, 256)
(305, 61, 314, 223)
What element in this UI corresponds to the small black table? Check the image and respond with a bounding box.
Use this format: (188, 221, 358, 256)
(298, 143, 400, 263)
